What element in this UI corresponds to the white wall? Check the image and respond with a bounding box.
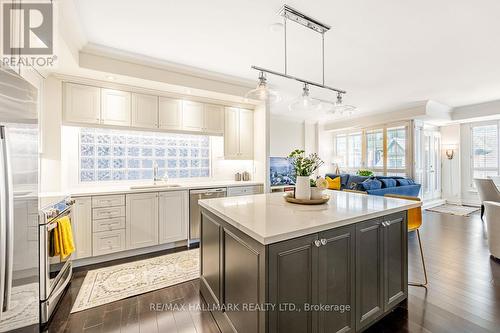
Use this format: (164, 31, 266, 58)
(40, 76, 63, 193)
(269, 115, 305, 157)
(440, 124, 461, 203)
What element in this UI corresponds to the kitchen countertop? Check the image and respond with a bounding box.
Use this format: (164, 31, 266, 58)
(69, 180, 264, 197)
(199, 190, 421, 245)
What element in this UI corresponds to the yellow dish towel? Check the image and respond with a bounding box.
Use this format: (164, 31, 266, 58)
(53, 215, 75, 260)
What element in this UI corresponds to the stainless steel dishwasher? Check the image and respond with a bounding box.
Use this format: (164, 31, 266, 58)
(189, 188, 227, 241)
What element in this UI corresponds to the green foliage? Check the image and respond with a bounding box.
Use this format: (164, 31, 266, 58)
(357, 169, 374, 177)
(288, 149, 324, 177)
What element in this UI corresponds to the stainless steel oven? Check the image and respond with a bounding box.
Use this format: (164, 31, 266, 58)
(39, 197, 75, 324)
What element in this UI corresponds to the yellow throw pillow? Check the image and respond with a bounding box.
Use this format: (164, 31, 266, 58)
(326, 176, 341, 190)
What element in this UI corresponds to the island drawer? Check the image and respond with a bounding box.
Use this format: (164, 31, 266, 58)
(92, 206, 125, 220)
(93, 217, 126, 233)
(92, 195, 125, 208)
(92, 230, 126, 256)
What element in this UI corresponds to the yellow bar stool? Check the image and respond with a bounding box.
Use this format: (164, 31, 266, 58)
(384, 194, 428, 287)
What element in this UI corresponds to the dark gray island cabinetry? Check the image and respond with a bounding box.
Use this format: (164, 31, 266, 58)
(199, 192, 418, 333)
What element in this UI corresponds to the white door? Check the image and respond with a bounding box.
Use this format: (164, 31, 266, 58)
(204, 104, 224, 134)
(182, 101, 204, 131)
(72, 197, 93, 259)
(422, 130, 442, 201)
(159, 191, 188, 244)
(126, 193, 159, 249)
(131, 93, 158, 129)
(101, 89, 131, 126)
(63, 83, 100, 124)
(224, 107, 240, 159)
(238, 108, 254, 159)
(159, 97, 182, 130)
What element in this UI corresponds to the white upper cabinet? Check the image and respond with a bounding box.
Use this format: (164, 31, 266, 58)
(238, 108, 254, 159)
(131, 93, 158, 129)
(63, 83, 101, 124)
(159, 97, 182, 130)
(224, 107, 253, 159)
(224, 107, 240, 159)
(159, 191, 189, 244)
(101, 89, 131, 126)
(126, 193, 159, 250)
(182, 100, 204, 131)
(204, 104, 224, 134)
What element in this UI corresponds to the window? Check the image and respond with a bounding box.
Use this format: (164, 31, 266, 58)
(333, 123, 409, 176)
(335, 134, 347, 166)
(387, 126, 406, 169)
(471, 123, 499, 179)
(366, 129, 384, 169)
(347, 133, 362, 168)
(79, 128, 210, 182)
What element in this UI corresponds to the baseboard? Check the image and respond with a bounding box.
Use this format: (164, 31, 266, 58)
(73, 240, 189, 268)
(422, 199, 445, 209)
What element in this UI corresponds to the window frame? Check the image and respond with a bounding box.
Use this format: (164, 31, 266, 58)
(469, 120, 500, 184)
(332, 121, 410, 176)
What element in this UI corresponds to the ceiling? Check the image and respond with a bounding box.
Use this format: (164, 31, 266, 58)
(72, 0, 500, 117)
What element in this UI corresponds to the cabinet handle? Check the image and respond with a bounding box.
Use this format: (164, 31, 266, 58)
(313, 240, 321, 247)
(320, 238, 327, 246)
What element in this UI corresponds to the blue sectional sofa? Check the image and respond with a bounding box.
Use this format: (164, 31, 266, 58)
(325, 173, 421, 197)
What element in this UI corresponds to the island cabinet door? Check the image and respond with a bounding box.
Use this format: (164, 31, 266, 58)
(317, 225, 356, 333)
(268, 234, 319, 333)
(200, 212, 223, 305)
(383, 212, 408, 311)
(355, 218, 384, 331)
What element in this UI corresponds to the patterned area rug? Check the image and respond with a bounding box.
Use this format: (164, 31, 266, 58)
(0, 283, 39, 333)
(71, 249, 199, 313)
(426, 204, 480, 216)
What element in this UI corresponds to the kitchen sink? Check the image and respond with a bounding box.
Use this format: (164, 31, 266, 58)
(129, 183, 182, 190)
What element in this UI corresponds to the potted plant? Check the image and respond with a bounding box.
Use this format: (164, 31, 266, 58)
(288, 149, 324, 200)
(357, 169, 374, 177)
(310, 177, 328, 199)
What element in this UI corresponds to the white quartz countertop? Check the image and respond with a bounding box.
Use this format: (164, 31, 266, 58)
(199, 191, 421, 245)
(69, 180, 263, 197)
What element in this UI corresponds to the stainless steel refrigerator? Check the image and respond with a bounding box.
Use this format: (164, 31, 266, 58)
(0, 65, 39, 332)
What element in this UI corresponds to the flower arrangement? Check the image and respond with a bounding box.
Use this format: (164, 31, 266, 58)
(288, 149, 324, 177)
(310, 177, 328, 189)
(356, 169, 374, 177)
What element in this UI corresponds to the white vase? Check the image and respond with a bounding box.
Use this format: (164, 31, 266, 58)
(295, 176, 311, 200)
(311, 187, 324, 200)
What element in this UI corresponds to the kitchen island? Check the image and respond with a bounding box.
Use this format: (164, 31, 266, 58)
(198, 191, 421, 333)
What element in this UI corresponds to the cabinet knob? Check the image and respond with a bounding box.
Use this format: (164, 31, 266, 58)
(320, 238, 327, 246)
(314, 240, 321, 247)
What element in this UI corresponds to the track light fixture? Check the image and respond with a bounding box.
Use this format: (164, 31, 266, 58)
(248, 4, 355, 114)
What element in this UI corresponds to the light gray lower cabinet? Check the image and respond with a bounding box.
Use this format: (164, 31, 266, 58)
(200, 208, 407, 333)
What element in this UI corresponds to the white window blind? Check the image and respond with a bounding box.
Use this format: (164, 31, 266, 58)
(387, 126, 406, 169)
(472, 123, 499, 179)
(347, 133, 362, 168)
(366, 129, 384, 169)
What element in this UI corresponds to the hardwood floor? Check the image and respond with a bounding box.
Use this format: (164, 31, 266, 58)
(26, 209, 500, 333)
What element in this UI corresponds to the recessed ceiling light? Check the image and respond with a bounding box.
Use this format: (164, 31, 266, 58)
(269, 22, 284, 32)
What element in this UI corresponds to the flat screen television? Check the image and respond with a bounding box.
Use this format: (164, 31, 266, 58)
(270, 157, 295, 186)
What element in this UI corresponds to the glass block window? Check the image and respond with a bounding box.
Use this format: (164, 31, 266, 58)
(79, 128, 210, 182)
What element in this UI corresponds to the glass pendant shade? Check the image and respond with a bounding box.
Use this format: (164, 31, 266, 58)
(288, 84, 320, 112)
(245, 72, 281, 103)
(325, 93, 356, 115)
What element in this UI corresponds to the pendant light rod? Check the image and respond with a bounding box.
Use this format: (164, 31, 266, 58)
(251, 65, 346, 94)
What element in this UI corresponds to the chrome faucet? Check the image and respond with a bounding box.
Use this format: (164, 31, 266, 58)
(153, 161, 161, 183)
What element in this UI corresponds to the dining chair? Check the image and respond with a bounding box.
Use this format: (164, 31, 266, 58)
(484, 201, 500, 259)
(384, 194, 427, 287)
(473, 178, 500, 220)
